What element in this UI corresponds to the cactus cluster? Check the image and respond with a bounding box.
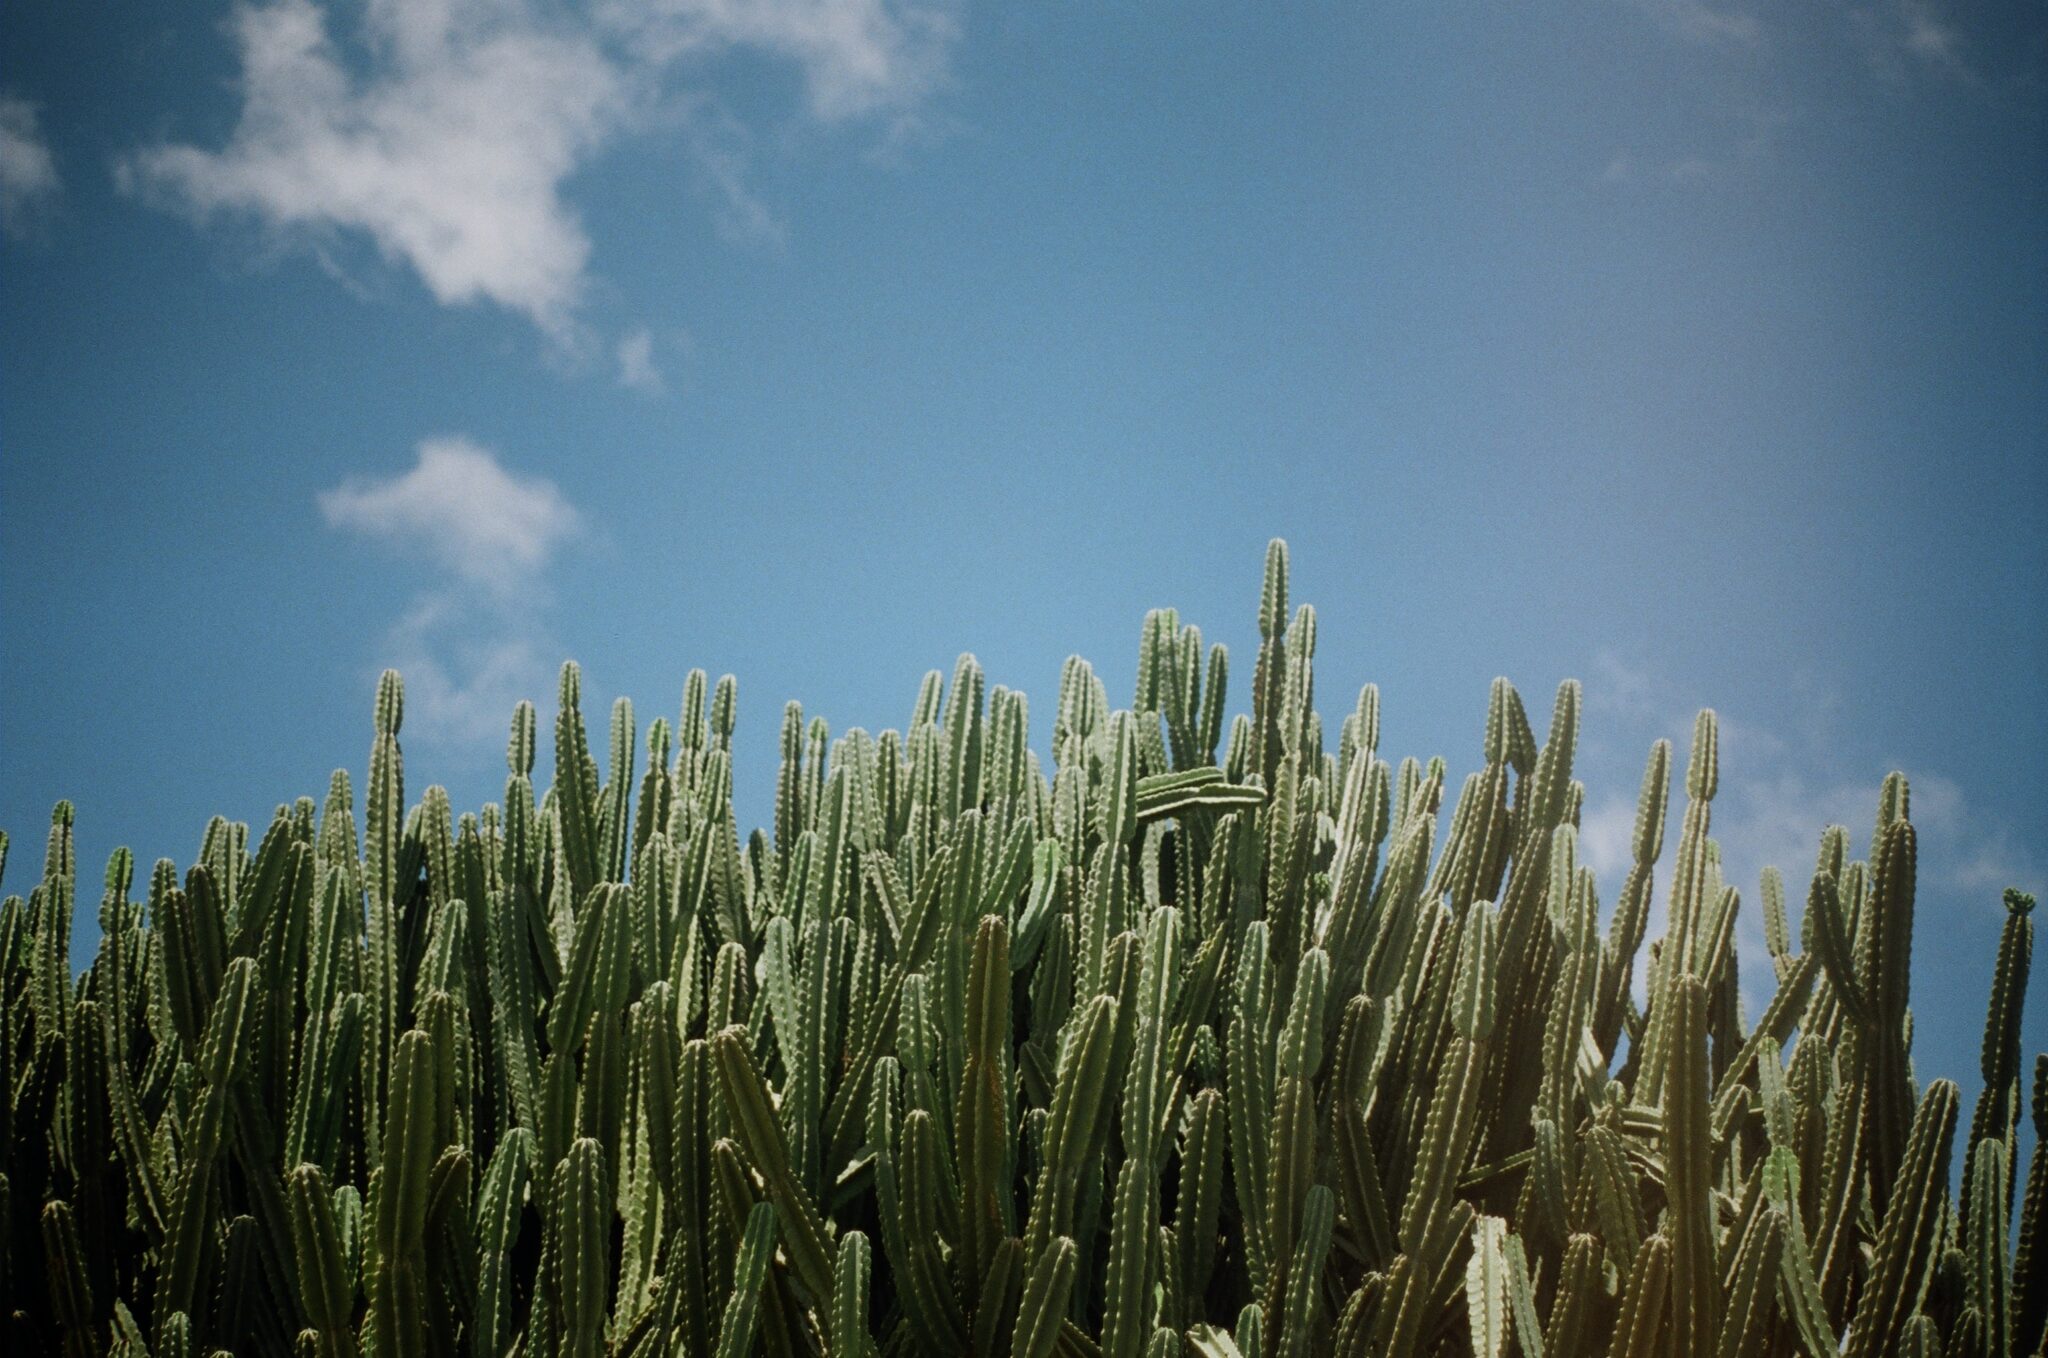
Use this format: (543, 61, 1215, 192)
(1, 540, 2041, 1357)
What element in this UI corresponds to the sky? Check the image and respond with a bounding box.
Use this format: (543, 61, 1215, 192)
(3, 1, 2044, 1126)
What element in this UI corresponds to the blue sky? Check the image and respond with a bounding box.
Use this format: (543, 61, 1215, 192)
(3, 1, 2044, 1107)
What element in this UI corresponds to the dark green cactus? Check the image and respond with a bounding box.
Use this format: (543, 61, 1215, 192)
(0, 541, 2037, 1358)
(1844, 1080, 1960, 1358)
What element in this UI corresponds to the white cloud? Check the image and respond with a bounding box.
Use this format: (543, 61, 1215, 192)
(0, 95, 60, 236)
(124, 1, 622, 334)
(319, 435, 581, 587)
(124, 0, 958, 336)
(616, 326, 665, 392)
(608, 0, 957, 120)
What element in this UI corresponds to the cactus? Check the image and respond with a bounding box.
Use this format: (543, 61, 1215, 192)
(0, 540, 2037, 1358)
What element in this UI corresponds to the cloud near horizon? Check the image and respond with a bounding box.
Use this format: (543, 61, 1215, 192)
(319, 435, 585, 742)
(1576, 648, 2042, 1011)
(122, 0, 959, 336)
(0, 94, 60, 237)
(381, 591, 551, 745)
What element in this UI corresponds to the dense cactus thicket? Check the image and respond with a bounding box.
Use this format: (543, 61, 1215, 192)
(3, 540, 2042, 1357)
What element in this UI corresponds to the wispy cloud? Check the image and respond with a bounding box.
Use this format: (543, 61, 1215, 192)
(609, 0, 959, 122)
(319, 435, 582, 588)
(1851, 0, 1975, 83)
(379, 591, 550, 745)
(1896, 2, 1966, 71)
(1579, 648, 2042, 1009)
(615, 326, 666, 393)
(1626, 0, 1761, 47)
(1583, 648, 2041, 908)
(679, 97, 789, 247)
(1628, 0, 1986, 84)
(0, 94, 60, 238)
(1608, 0, 1999, 194)
(320, 435, 582, 743)
(1601, 102, 1785, 187)
(122, 0, 958, 338)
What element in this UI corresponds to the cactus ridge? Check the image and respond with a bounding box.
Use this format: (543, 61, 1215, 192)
(0, 542, 2038, 1358)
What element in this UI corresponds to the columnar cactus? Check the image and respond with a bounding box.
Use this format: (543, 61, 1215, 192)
(0, 541, 2037, 1357)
